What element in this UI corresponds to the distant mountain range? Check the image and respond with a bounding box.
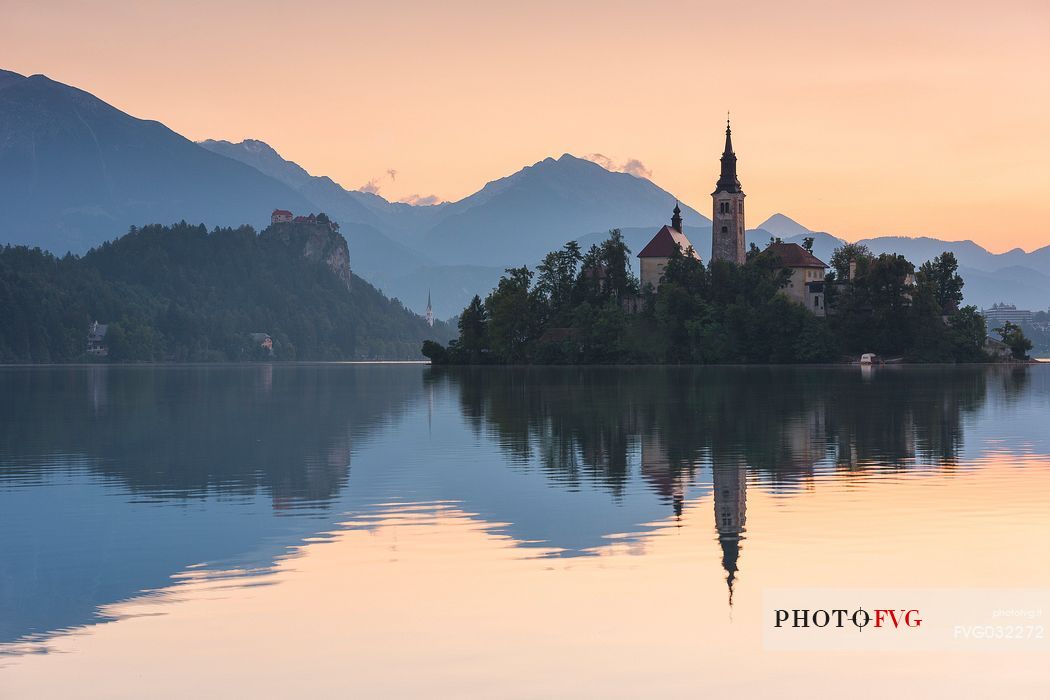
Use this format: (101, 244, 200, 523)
(3, 68, 1048, 318)
(200, 139, 708, 316)
(745, 215, 1050, 314)
(0, 69, 310, 253)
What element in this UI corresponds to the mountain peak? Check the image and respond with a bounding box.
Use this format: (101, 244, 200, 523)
(0, 75, 313, 253)
(199, 137, 313, 191)
(757, 213, 812, 239)
(0, 69, 26, 91)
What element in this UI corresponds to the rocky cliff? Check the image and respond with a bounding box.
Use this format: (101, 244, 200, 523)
(261, 219, 352, 290)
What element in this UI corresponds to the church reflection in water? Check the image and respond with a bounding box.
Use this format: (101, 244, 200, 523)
(434, 364, 1038, 604)
(1, 363, 1042, 649)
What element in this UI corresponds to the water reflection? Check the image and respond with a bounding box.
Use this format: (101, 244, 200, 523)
(1, 363, 1049, 665)
(427, 365, 1042, 602)
(1, 364, 427, 504)
(434, 366, 998, 480)
(0, 364, 423, 644)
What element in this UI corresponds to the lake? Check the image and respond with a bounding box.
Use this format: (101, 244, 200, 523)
(2, 364, 1049, 697)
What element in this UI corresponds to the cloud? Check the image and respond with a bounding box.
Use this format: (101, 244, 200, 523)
(359, 169, 401, 195)
(359, 178, 382, 194)
(583, 153, 652, 179)
(360, 170, 443, 204)
(400, 194, 443, 206)
(620, 158, 652, 179)
(583, 153, 615, 171)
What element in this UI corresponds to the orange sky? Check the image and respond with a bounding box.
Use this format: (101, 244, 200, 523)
(6, 0, 1050, 252)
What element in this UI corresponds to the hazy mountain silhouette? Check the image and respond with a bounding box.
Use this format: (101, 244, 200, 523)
(5, 69, 1047, 316)
(198, 138, 448, 236)
(198, 138, 436, 282)
(419, 154, 710, 266)
(0, 70, 311, 253)
(755, 214, 1050, 310)
(757, 213, 817, 240)
(201, 140, 712, 314)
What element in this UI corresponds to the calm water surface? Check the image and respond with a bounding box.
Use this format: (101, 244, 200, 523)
(1, 364, 1049, 697)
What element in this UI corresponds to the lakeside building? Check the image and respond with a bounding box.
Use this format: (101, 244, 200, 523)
(981, 303, 1033, 327)
(249, 332, 274, 354)
(766, 242, 828, 316)
(86, 320, 108, 356)
(983, 335, 1013, 360)
(637, 202, 699, 291)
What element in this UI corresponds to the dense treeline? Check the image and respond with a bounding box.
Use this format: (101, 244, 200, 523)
(0, 221, 449, 362)
(427, 364, 1003, 486)
(824, 244, 989, 362)
(423, 231, 999, 365)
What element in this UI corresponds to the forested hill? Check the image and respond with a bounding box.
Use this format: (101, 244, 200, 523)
(0, 220, 451, 362)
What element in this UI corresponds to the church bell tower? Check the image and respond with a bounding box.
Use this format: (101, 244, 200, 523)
(711, 118, 746, 265)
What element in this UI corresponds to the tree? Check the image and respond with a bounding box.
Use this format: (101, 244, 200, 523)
(458, 295, 488, 362)
(947, 306, 988, 362)
(421, 340, 448, 364)
(995, 321, 1033, 360)
(535, 241, 582, 323)
(485, 267, 538, 362)
(829, 243, 872, 281)
(917, 252, 964, 312)
(2, 221, 448, 363)
(580, 229, 638, 302)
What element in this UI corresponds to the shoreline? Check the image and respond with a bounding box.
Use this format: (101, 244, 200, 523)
(3, 359, 1045, 369)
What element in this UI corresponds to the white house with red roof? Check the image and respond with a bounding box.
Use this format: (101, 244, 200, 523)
(271, 209, 293, 224)
(637, 202, 700, 291)
(765, 241, 828, 316)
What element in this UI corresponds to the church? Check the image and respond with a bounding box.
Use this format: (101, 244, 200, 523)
(638, 119, 747, 291)
(637, 120, 827, 316)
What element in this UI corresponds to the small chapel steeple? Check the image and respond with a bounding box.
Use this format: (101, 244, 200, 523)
(671, 200, 683, 233)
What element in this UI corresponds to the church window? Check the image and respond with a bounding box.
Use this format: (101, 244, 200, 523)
(721, 226, 728, 233)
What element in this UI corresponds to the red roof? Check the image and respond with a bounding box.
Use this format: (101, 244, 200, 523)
(766, 242, 827, 268)
(272, 209, 292, 216)
(637, 225, 700, 259)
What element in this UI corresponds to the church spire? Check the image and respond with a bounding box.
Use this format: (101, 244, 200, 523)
(711, 115, 746, 264)
(714, 117, 741, 194)
(712, 464, 747, 607)
(671, 200, 683, 233)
